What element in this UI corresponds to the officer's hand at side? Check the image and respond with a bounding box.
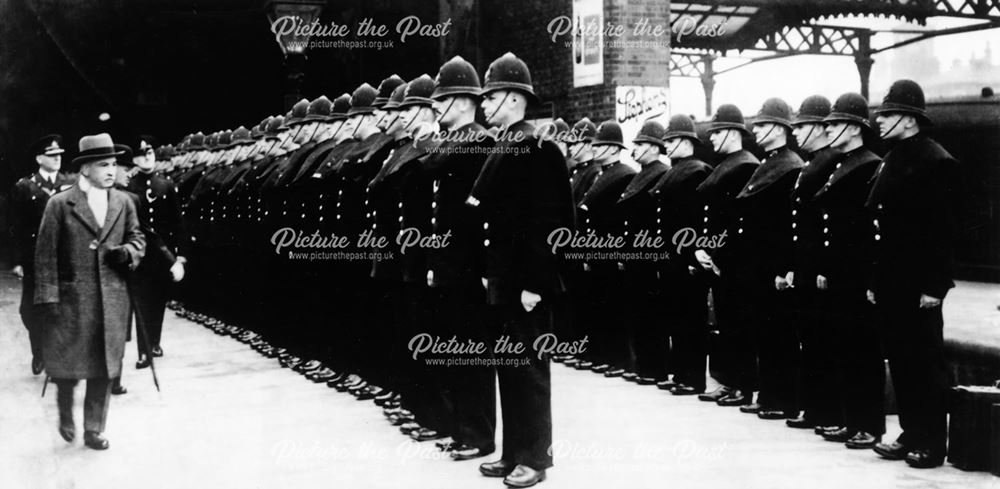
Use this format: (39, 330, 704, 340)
(521, 290, 542, 313)
(170, 261, 186, 282)
(919, 294, 942, 309)
(785, 271, 794, 288)
(866, 289, 876, 305)
(816, 275, 828, 290)
(775, 275, 789, 291)
(11, 265, 23, 279)
(426, 270, 435, 288)
(481, 277, 487, 290)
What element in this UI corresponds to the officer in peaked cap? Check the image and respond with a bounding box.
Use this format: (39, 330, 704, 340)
(576, 120, 636, 378)
(10, 134, 75, 375)
(869, 80, 959, 468)
(649, 114, 714, 395)
(618, 120, 670, 386)
(736, 98, 805, 420)
(784, 94, 843, 432)
(567, 118, 600, 205)
(123, 134, 190, 372)
(803, 92, 887, 449)
(695, 104, 760, 408)
(472, 51, 574, 487)
(421, 54, 497, 460)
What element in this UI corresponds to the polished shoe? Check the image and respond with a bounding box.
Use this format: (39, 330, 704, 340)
(622, 372, 638, 381)
(479, 459, 517, 478)
(310, 368, 338, 383)
(739, 403, 761, 414)
(822, 427, 856, 443)
(136, 355, 151, 370)
(32, 357, 45, 375)
(111, 383, 128, 395)
(152, 345, 165, 355)
(58, 417, 75, 443)
(717, 391, 750, 407)
(388, 414, 415, 426)
(603, 368, 625, 378)
(873, 441, 910, 460)
(563, 358, 580, 367)
(572, 361, 593, 370)
(503, 464, 546, 488)
(656, 379, 678, 390)
(635, 376, 658, 386)
(785, 415, 814, 429)
(373, 391, 399, 406)
(905, 449, 944, 468)
(815, 425, 842, 435)
(354, 386, 381, 401)
(845, 432, 881, 449)
(295, 360, 323, 373)
(325, 373, 347, 387)
(670, 384, 703, 395)
(451, 444, 494, 461)
(399, 422, 421, 435)
(410, 427, 445, 442)
(83, 431, 110, 450)
(435, 438, 457, 451)
(589, 363, 609, 374)
(757, 409, 793, 420)
(698, 386, 732, 402)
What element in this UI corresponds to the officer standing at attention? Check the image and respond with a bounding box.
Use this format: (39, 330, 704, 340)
(869, 79, 960, 469)
(812, 92, 886, 449)
(784, 95, 841, 431)
(9, 134, 74, 375)
(650, 114, 713, 395)
(737, 98, 804, 420)
(695, 104, 760, 408)
(471, 52, 575, 488)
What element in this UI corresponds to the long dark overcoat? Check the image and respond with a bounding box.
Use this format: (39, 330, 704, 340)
(34, 185, 145, 379)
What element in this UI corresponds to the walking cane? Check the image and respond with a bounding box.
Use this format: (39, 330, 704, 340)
(41, 374, 49, 398)
(131, 291, 161, 392)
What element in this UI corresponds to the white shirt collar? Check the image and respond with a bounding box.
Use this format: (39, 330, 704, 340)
(77, 175, 107, 197)
(39, 168, 57, 182)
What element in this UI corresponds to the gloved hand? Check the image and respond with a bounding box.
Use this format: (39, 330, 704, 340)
(170, 261, 186, 282)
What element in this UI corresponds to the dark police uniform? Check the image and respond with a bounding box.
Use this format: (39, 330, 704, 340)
(10, 136, 74, 372)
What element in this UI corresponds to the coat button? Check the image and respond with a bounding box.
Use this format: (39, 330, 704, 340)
(793, 235, 798, 241)
(875, 234, 881, 240)
(738, 228, 743, 234)
(823, 213, 829, 220)
(824, 240, 830, 246)
(823, 227, 829, 233)
(704, 205, 709, 211)
(483, 222, 489, 230)
(703, 217, 708, 222)
(791, 223, 796, 229)
(791, 210, 797, 216)
(484, 239, 490, 247)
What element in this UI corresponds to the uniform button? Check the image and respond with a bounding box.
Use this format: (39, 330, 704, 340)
(431, 217, 436, 225)
(791, 210, 797, 216)
(738, 228, 743, 234)
(319, 216, 323, 222)
(875, 234, 881, 240)
(823, 213, 829, 220)
(703, 205, 709, 211)
(791, 223, 796, 229)
(367, 213, 371, 218)
(484, 239, 490, 247)
(336, 214, 341, 219)
(319, 205, 323, 210)
(656, 218, 661, 224)
(703, 217, 708, 222)
(748, 184, 754, 190)
(824, 240, 830, 246)
(792, 235, 798, 241)
(657, 229, 662, 235)
(431, 202, 436, 209)
(398, 202, 403, 209)
(483, 222, 489, 230)
(398, 216, 403, 223)
(656, 207, 661, 212)
(873, 219, 879, 227)
(702, 228, 708, 234)
(823, 227, 829, 233)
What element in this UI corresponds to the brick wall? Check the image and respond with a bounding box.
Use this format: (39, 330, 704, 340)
(473, 0, 671, 125)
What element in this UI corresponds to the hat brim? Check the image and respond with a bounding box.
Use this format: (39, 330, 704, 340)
(752, 117, 793, 129)
(347, 107, 375, 115)
(873, 105, 931, 124)
(663, 131, 700, 142)
(706, 122, 751, 136)
(591, 141, 627, 149)
(71, 149, 126, 167)
(792, 115, 827, 126)
(398, 96, 435, 109)
(431, 87, 481, 100)
(479, 84, 539, 104)
(632, 136, 666, 149)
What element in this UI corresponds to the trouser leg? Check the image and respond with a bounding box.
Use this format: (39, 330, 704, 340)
(83, 377, 112, 433)
(54, 379, 77, 425)
(493, 303, 553, 470)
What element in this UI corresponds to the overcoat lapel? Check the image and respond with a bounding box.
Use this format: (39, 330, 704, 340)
(67, 187, 101, 237)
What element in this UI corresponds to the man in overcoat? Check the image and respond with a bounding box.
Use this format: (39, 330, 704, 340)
(34, 133, 145, 450)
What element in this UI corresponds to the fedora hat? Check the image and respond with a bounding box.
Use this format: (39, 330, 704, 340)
(71, 133, 125, 168)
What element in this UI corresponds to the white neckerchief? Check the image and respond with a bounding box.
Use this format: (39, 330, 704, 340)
(78, 176, 108, 227)
(39, 168, 57, 185)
